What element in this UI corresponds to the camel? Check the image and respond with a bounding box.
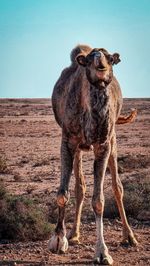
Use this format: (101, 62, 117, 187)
(48, 45, 138, 265)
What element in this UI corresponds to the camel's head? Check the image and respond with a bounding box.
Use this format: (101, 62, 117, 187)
(76, 48, 121, 88)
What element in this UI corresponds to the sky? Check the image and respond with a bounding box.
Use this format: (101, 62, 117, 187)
(0, 0, 150, 98)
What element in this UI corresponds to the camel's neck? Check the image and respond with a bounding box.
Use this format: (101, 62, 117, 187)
(90, 85, 109, 114)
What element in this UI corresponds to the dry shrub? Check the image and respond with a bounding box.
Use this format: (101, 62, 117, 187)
(33, 158, 49, 168)
(48, 194, 58, 223)
(0, 156, 7, 173)
(26, 184, 35, 194)
(123, 176, 150, 220)
(118, 154, 150, 172)
(104, 175, 150, 220)
(13, 174, 22, 182)
(0, 182, 7, 199)
(0, 182, 54, 241)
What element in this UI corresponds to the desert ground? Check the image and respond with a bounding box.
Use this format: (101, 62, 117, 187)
(0, 98, 150, 266)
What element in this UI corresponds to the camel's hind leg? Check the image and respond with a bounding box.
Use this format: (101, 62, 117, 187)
(67, 149, 86, 244)
(109, 134, 138, 246)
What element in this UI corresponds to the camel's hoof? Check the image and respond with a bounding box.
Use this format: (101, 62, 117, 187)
(69, 236, 80, 245)
(48, 234, 68, 254)
(94, 253, 113, 265)
(122, 232, 138, 247)
(67, 230, 80, 245)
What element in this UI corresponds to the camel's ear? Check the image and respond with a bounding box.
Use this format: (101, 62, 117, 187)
(112, 53, 121, 65)
(76, 54, 87, 66)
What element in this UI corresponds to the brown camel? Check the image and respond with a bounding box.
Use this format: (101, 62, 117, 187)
(48, 45, 138, 265)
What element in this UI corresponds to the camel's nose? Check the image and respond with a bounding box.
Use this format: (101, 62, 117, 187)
(94, 51, 104, 66)
(93, 51, 102, 58)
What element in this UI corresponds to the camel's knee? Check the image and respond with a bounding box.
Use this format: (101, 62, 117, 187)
(57, 189, 70, 207)
(92, 197, 104, 215)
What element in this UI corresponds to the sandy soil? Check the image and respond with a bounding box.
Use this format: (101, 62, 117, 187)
(0, 98, 150, 266)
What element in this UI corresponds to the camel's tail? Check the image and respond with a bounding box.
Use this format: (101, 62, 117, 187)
(116, 109, 137, 125)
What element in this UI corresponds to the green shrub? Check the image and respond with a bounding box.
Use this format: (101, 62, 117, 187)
(0, 183, 54, 241)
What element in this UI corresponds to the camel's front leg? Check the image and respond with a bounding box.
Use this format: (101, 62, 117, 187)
(48, 139, 75, 253)
(92, 142, 113, 265)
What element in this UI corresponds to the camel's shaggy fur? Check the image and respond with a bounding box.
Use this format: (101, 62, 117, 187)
(49, 45, 138, 265)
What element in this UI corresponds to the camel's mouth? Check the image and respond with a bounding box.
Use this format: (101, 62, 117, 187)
(96, 62, 107, 71)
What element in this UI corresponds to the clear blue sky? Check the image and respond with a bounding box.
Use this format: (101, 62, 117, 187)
(0, 0, 150, 98)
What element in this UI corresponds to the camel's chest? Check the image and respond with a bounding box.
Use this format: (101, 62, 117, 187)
(83, 88, 109, 144)
(66, 88, 109, 144)
(81, 105, 109, 145)
(74, 90, 109, 145)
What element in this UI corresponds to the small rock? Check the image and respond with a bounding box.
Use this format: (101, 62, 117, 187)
(85, 246, 95, 252)
(36, 248, 41, 254)
(135, 247, 140, 252)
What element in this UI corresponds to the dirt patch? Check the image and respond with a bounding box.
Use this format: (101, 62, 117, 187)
(0, 98, 150, 265)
